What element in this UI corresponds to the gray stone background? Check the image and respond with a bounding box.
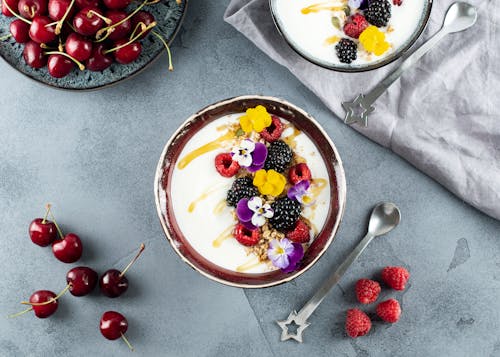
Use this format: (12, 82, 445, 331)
(0, 0, 499, 356)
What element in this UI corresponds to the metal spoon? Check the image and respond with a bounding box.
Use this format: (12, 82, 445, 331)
(277, 202, 401, 342)
(342, 2, 478, 127)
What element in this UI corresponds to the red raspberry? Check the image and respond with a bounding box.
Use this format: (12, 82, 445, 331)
(355, 279, 381, 304)
(376, 298, 401, 323)
(345, 309, 371, 338)
(260, 115, 283, 142)
(286, 220, 310, 243)
(233, 223, 260, 246)
(288, 163, 312, 184)
(343, 14, 369, 39)
(215, 153, 240, 177)
(393, 0, 402, 5)
(381, 266, 410, 291)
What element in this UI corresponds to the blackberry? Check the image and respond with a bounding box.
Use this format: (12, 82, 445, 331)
(264, 140, 293, 173)
(365, 0, 391, 27)
(269, 197, 302, 232)
(226, 177, 258, 207)
(336, 38, 357, 64)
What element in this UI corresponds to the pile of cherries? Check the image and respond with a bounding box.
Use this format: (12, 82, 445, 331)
(10, 204, 145, 351)
(0, 0, 176, 78)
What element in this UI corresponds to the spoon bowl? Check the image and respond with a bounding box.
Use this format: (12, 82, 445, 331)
(368, 202, 401, 237)
(443, 2, 478, 33)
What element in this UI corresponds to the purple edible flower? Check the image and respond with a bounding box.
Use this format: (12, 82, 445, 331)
(287, 180, 315, 206)
(267, 239, 304, 272)
(237, 197, 273, 229)
(231, 140, 267, 173)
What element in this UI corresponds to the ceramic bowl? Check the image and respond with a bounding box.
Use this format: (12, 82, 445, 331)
(155, 95, 346, 288)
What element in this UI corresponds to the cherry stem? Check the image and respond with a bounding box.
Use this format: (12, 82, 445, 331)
(129, 21, 146, 40)
(119, 243, 145, 278)
(55, 0, 75, 34)
(42, 203, 52, 224)
(48, 207, 65, 240)
(20, 283, 71, 306)
(24, 5, 35, 19)
(2, 0, 32, 24)
(87, 10, 112, 25)
(121, 333, 134, 351)
(8, 306, 33, 318)
(44, 51, 86, 70)
(152, 31, 173, 72)
(103, 22, 156, 54)
(0, 33, 12, 41)
(95, 0, 150, 39)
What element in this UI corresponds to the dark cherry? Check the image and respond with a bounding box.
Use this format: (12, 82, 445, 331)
(100, 269, 128, 298)
(106, 10, 131, 41)
(85, 43, 112, 71)
(131, 10, 154, 40)
(1, 0, 19, 16)
(113, 39, 141, 64)
(29, 219, 57, 247)
(100, 311, 128, 339)
(52, 232, 83, 262)
(29, 16, 56, 44)
(102, 0, 129, 10)
(18, 0, 46, 19)
(75, 0, 99, 9)
(23, 41, 47, 68)
(47, 53, 74, 78)
(29, 290, 58, 318)
(10, 19, 30, 43)
(66, 266, 98, 296)
(73, 7, 104, 36)
(65, 32, 92, 61)
(48, 0, 73, 21)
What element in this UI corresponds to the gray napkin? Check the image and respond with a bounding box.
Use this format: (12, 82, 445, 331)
(224, 0, 500, 220)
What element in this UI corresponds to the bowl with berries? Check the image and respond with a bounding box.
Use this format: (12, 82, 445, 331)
(270, 0, 432, 71)
(0, 0, 186, 89)
(154, 95, 346, 288)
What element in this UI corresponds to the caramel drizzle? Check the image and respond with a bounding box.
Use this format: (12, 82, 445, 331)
(236, 257, 261, 272)
(301, 2, 345, 14)
(212, 226, 234, 248)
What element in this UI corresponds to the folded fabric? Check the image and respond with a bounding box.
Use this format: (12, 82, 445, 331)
(224, 0, 500, 220)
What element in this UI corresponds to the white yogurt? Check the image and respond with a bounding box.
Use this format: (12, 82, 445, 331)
(169, 114, 331, 273)
(272, 0, 428, 67)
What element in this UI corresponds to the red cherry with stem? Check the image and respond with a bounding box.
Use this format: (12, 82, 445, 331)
(28, 204, 57, 247)
(10, 19, 31, 43)
(47, 53, 74, 78)
(102, 0, 130, 10)
(23, 40, 47, 68)
(100, 311, 134, 350)
(65, 32, 92, 61)
(112, 39, 141, 64)
(48, 208, 84, 262)
(18, 0, 46, 19)
(48, 0, 72, 20)
(2, 0, 20, 17)
(9, 285, 71, 319)
(66, 266, 98, 296)
(100, 243, 145, 298)
(29, 16, 56, 43)
(105, 10, 130, 41)
(75, 0, 98, 9)
(85, 43, 112, 71)
(130, 10, 154, 40)
(73, 7, 105, 36)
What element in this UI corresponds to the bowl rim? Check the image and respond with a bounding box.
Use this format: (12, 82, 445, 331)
(269, 0, 433, 73)
(153, 95, 347, 288)
(0, 0, 188, 91)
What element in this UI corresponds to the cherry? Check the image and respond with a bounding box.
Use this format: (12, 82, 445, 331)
(18, 0, 46, 19)
(48, 0, 73, 21)
(66, 266, 98, 296)
(100, 243, 144, 298)
(102, 0, 130, 10)
(23, 40, 47, 68)
(9, 285, 71, 319)
(73, 7, 104, 36)
(10, 19, 31, 43)
(112, 39, 141, 64)
(65, 32, 92, 61)
(105, 10, 130, 41)
(130, 10, 154, 40)
(75, 0, 98, 9)
(100, 311, 134, 350)
(29, 16, 56, 44)
(28, 204, 57, 246)
(1, 0, 19, 16)
(47, 208, 83, 262)
(85, 43, 112, 71)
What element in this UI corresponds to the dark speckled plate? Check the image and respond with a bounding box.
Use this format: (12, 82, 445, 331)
(0, 0, 187, 90)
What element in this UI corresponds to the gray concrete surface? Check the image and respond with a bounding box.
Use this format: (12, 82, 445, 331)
(1, 0, 499, 356)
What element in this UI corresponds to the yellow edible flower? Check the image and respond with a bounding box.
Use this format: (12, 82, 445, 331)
(239, 105, 272, 133)
(359, 26, 390, 56)
(253, 169, 286, 196)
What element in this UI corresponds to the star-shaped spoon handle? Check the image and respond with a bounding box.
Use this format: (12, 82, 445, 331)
(342, 2, 478, 127)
